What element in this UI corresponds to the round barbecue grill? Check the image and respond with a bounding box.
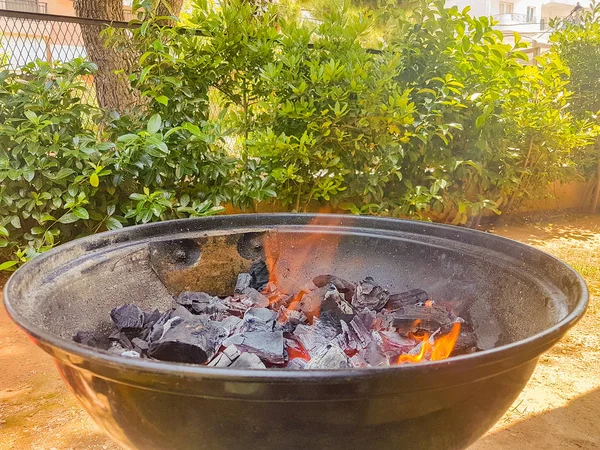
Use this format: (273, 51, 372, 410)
(3, 214, 588, 450)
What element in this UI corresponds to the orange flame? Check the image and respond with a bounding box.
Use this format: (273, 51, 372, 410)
(262, 212, 344, 320)
(397, 322, 461, 364)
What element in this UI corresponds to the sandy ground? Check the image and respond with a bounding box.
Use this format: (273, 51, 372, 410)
(1, 214, 599, 449)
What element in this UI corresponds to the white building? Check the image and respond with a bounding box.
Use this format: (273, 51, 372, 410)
(446, 0, 588, 55)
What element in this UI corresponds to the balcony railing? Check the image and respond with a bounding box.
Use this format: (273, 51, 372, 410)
(0, 0, 47, 14)
(494, 13, 538, 24)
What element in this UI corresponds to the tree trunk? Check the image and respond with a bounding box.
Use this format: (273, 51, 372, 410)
(590, 157, 600, 214)
(74, 0, 141, 112)
(155, 0, 184, 17)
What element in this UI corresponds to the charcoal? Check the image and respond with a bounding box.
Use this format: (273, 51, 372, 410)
(357, 308, 376, 329)
(143, 309, 163, 328)
(351, 277, 389, 312)
(312, 275, 356, 302)
(305, 343, 351, 370)
(249, 260, 269, 291)
(350, 353, 368, 368)
(378, 331, 414, 354)
(320, 285, 355, 325)
(289, 287, 327, 319)
(241, 287, 269, 307)
(229, 352, 266, 369)
(148, 311, 173, 342)
(386, 289, 429, 309)
(73, 331, 103, 348)
(148, 318, 224, 364)
(121, 350, 141, 358)
(220, 315, 244, 336)
(108, 330, 134, 349)
(360, 341, 387, 367)
(107, 342, 128, 356)
(110, 304, 145, 334)
(235, 273, 253, 293)
(391, 305, 452, 333)
(131, 337, 149, 352)
(208, 345, 241, 367)
(287, 358, 308, 370)
(349, 316, 373, 349)
(224, 331, 285, 364)
(293, 317, 339, 357)
(172, 305, 196, 321)
(243, 307, 277, 332)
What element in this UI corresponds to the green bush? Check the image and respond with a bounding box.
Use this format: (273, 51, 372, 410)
(1, 0, 597, 269)
(0, 59, 225, 268)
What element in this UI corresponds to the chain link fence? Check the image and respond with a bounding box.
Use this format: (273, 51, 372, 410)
(0, 8, 135, 105)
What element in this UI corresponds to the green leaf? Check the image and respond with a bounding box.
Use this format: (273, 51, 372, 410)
(155, 95, 169, 106)
(90, 173, 99, 187)
(10, 216, 21, 229)
(0, 226, 8, 237)
(0, 260, 18, 271)
(73, 207, 89, 220)
(147, 114, 162, 134)
(58, 213, 79, 224)
(31, 227, 44, 235)
(24, 110, 38, 122)
(106, 217, 123, 230)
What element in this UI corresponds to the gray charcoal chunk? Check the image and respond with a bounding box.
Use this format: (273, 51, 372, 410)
(241, 287, 269, 307)
(305, 343, 351, 370)
(147, 311, 172, 342)
(293, 321, 338, 357)
(386, 289, 429, 309)
(121, 350, 141, 358)
(208, 345, 241, 367)
(287, 358, 308, 370)
(110, 304, 145, 333)
(172, 305, 196, 321)
(131, 337, 149, 351)
(148, 318, 225, 364)
(229, 352, 266, 369)
(232, 331, 285, 364)
(351, 277, 390, 312)
(243, 307, 277, 332)
(312, 275, 356, 302)
(220, 315, 244, 336)
(235, 273, 253, 293)
(349, 316, 373, 349)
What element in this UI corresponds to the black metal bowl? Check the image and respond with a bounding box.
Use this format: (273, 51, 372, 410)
(3, 214, 588, 450)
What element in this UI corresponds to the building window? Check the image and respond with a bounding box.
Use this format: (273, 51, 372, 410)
(526, 6, 536, 22)
(499, 2, 514, 14)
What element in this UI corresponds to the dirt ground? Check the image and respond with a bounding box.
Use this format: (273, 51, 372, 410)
(1, 214, 599, 449)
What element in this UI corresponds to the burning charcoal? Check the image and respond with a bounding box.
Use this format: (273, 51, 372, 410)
(235, 273, 253, 293)
(378, 331, 415, 354)
(386, 289, 429, 310)
(391, 305, 452, 333)
(293, 322, 338, 357)
(351, 277, 390, 312)
(110, 304, 145, 334)
(312, 275, 356, 302)
(360, 341, 387, 367)
(148, 318, 225, 364)
(335, 320, 358, 355)
(241, 287, 269, 308)
(229, 352, 266, 369)
(357, 308, 376, 329)
(287, 358, 308, 370)
(320, 285, 355, 325)
(225, 331, 285, 365)
(305, 343, 352, 370)
(350, 353, 368, 368)
(73, 331, 103, 348)
(349, 316, 373, 349)
(243, 308, 277, 332)
(249, 260, 269, 291)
